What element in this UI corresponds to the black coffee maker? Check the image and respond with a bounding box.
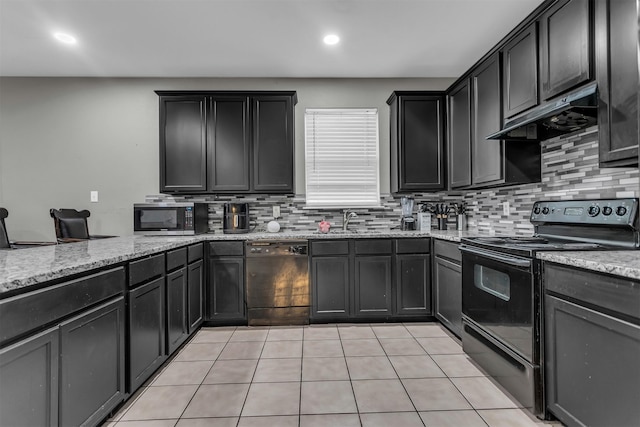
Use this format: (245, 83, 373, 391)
(223, 203, 250, 234)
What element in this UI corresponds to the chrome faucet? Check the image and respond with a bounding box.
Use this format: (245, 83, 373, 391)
(343, 210, 358, 231)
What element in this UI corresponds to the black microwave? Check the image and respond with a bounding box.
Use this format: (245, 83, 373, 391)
(134, 203, 209, 235)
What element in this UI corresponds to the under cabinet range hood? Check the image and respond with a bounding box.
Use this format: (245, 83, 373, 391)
(487, 82, 598, 141)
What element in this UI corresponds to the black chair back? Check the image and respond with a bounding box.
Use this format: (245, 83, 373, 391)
(50, 209, 91, 241)
(0, 208, 9, 249)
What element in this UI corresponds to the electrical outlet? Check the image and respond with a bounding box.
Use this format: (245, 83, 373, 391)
(90, 191, 99, 203)
(502, 201, 510, 216)
(272, 205, 280, 218)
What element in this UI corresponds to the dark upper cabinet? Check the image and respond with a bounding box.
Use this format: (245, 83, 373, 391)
(596, 0, 639, 167)
(159, 96, 208, 193)
(388, 92, 446, 192)
(252, 96, 295, 192)
(539, 0, 592, 101)
(157, 91, 296, 194)
(208, 96, 250, 191)
(472, 53, 504, 186)
(447, 78, 472, 189)
(502, 23, 539, 118)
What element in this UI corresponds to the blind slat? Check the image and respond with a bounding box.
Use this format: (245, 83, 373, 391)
(305, 108, 380, 207)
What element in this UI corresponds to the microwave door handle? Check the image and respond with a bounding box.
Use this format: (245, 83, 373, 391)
(234, 215, 238, 228)
(459, 245, 532, 269)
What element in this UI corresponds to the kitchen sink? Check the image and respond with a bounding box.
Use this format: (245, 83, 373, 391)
(314, 229, 383, 235)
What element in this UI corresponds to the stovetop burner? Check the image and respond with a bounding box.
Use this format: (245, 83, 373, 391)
(461, 235, 607, 257)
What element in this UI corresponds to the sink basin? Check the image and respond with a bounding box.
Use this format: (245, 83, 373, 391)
(314, 229, 384, 235)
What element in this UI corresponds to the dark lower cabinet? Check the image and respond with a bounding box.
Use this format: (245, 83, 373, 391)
(207, 257, 246, 322)
(128, 276, 166, 392)
(354, 256, 393, 317)
(433, 240, 462, 337)
(596, 0, 639, 167)
(59, 297, 125, 427)
(395, 254, 430, 316)
(539, 0, 592, 100)
(0, 327, 59, 427)
(166, 268, 188, 354)
(311, 256, 350, 320)
(188, 259, 204, 332)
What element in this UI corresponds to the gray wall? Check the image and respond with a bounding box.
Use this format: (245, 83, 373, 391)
(0, 77, 453, 240)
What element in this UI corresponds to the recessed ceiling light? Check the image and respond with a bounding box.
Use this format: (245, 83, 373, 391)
(53, 32, 77, 45)
(323, 34, 340, 45)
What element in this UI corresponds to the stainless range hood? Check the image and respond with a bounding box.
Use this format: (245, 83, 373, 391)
(487, 82, 598, 141)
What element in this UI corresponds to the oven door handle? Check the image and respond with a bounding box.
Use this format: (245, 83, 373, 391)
(459, 245, 532, 269)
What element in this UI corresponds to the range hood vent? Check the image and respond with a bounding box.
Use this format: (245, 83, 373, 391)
(487, 82, 598, 141)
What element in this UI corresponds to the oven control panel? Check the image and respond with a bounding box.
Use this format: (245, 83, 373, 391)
(530, 198, 638, 226)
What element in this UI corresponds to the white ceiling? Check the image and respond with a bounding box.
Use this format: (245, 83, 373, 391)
(0, 0, 545, 78)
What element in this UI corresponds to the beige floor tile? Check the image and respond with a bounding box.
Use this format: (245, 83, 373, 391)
(203, 359, 258, 384)
(346, 356, 398, 380)
(190, 328, 235, 343)
(417, 337, 464, 354)
(360, 411, 425, 427)
(419, 410, 488, 427)
(175, 418, 237, 427)
(404, 323, 450, 338)
(181, 383, 250, 418)
(174, 343, 225, 361)
(121, 385, 198, 421)
(338, 324, 376, 339)
(114, 421, 178, 427)
(303, 325, 340, 340)
(266, 326, 304, 341)
(402, 378, 473, 411)
(351, 379, 414, 413)
(229, 328, 269, 342)
(151, 361, 213, 386)
(371, 324, 412, 339)
(341, 338, 385, 356)
(302, 339, 344, 358)
(260, 340, 303, 358)
(301, 357, 350, 381)
(452, 377, 520, 409)
(107, 383, 148, 422)
(253, 358, 301, 382)
(300, 380, 357, 414)
(300, 413, 361, 427)
(237, 415, 299, 427)
(242, 382, 301, 416)
(379, 338, 426, 356)
(478, 409, 542, 427)
(431, 354, 487, 377)
(218, 341, 264, 360)
(388, 355, 446, 378)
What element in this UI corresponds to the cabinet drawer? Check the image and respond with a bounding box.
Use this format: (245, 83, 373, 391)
(166, 247, 187, 271)
(311, 240, 349, 256)
(209, 241, 244, 257)
(0, 267, 126, 344)
(433, 239, 461, 263)
(354, 239, 392, 255)
(129, 253, 165, 287)
(188, 243, 204, 263)
(396, 238, 431, 254)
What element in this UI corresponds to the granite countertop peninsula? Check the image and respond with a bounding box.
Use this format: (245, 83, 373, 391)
(0, 228, 493, 296)
(537, 251, 640, 281)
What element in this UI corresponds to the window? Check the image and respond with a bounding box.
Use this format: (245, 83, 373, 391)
(304, 108, 380, 207)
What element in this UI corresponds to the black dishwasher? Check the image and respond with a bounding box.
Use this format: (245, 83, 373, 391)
(245, 240, 310, 326)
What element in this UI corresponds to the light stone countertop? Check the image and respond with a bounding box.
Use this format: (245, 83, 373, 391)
(537, 251, 640, 281)
(0, 229, 488, 295)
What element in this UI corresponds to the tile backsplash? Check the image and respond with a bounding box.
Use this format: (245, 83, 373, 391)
(148, 125, 638, 235)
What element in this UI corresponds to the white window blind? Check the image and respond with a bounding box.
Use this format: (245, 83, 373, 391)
(305, 108, 380, 208)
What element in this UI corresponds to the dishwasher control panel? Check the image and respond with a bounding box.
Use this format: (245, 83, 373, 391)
(246, 240, 308, 256)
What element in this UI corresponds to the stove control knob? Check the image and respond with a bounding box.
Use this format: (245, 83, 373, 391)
(542, 207, 550, 215)
(602, 206, 613, 216)
(588, 205, 600, 217)
(616, 206, 627, 216)
(533, 206, 541, 215)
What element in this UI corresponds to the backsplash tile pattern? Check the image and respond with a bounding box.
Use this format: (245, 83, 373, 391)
(148, 126, 638, 235)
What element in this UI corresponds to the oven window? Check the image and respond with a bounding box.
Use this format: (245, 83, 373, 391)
(140, 210, 178, 228)
(474, 265, 510, 301)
